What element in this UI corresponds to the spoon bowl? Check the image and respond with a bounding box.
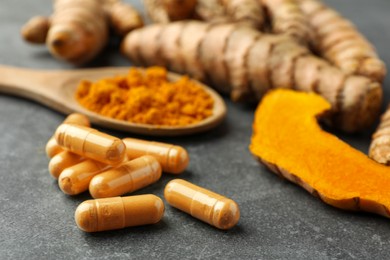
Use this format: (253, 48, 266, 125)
(0, 65, 226, 136)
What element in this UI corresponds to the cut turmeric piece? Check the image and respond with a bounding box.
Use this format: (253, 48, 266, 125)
(250, 89, 390, 218)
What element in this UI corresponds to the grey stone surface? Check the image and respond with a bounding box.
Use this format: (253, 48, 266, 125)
(1, 0, 390, 259)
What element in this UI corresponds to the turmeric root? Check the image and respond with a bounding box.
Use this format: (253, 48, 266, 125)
(250, 89, 390, 218)
(143, 0, 264, 29)
(261, 0, 312, 45)
(143, 0, 171, 23)
(107, 1, 144, 36)
(297, 0, 386, 82)
(21, 16, 50, 44)
(369, 106, 390, 165)
(161, 0, 197, 21)
(21, 0, 143, 64)
(47, 0, 109, 64)
(122, 21, 382, 132)
(143, 0, 385, 81)
(215, 0, 265, 29)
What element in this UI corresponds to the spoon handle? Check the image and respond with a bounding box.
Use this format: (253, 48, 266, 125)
(0, 65, 63, 97)
(0, 65, 76, 113)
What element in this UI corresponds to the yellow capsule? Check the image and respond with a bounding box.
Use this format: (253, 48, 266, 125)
(123, 138, 189, 174)
(164, 179, 240, 230)
(58, 160, 108, 195)
(55, 124, 126, 165)
(46, 138, 63, 159)
(89, 155, 162, 198)
(46, 113, 90, 158)
(75, 195, 164, 232)
(48, 151, 84, 179)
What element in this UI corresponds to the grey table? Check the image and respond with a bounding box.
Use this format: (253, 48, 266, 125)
(1, 0, 390, 259)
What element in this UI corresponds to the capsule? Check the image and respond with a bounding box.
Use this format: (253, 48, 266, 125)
(75, 195, 164, 232)
(164, 179, 240, 230)
(123, 138, 189, 174)
(55, 124, 126, 165)
(89, 155, 162, 198)
(48, 151, 84, 179)
(46, 113, 90, 158)
(58, 160, 108, 195)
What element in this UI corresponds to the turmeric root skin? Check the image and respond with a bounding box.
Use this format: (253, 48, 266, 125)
(143, 0, 171, 23)
(22, 0, 143, 64)
(108, 1, 144, 36)
(143, 0, 386, 82)
(162, 0, 197, 21)
(261, 0, 312, 45)
(370, 106, 390, 165)
(122, 21, 382, 132)
(250, 90, 390, 218)
(144, 0, 265, 29)
(21, 16, 50, 44)
(46, 0, 109, 64)
(298, 0, 386, 82)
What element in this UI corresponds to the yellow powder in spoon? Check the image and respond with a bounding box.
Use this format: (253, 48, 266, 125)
(75, 67, 214, 126)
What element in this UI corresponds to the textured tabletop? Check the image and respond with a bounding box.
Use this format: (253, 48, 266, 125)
(1, 0, 390, 259)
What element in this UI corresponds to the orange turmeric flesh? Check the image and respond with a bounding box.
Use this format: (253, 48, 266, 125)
(250, 89, 390, 218)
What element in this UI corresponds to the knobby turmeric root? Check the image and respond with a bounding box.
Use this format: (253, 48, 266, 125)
(143, 0, 171, 23)
(297, 0, 386, 82)
(197, 0, 265, 29)
(21, 0, 143, 64)
(21, 16, 50, 44)
(143, 0, 197, 23)
(369, 106, 390, 165)
(250, 89, 390, 218)
(143, 0, 264, 29)
(107, 0, 144, 36)
(122, 21, 382, 132)
(143, 0, 386, 83)
(261, 0, 312, 45)
(47, 0, 109, 64)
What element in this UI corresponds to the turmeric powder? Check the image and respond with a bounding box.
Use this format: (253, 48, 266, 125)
(76, 67, 214, 126)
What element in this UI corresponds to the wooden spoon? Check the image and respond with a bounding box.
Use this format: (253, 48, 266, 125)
(0, 65, 227, 136)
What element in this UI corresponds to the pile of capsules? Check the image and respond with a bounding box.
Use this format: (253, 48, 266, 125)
(46, 113, 240, 232)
